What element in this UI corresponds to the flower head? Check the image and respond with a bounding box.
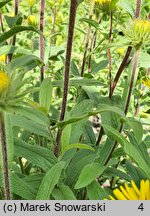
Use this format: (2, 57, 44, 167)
(0, 72, 10, 93)
(109, 180, 150, 200)
(123, 19, 150, 49)
(95, 0, 111, 13)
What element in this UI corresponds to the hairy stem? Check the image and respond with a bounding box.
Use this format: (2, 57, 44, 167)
(0, 113, 11, 200)
(110, 46, 132, 97)
(103, 0, 143, 165)
(12, 0, 18, 46)
(8, 0, 19, 62)
(108, 11, 113, 98)
(88, 16, 101, 72)
(109, 0, 142, 97)
(40, 0, 45, 82)
(135, 0, 142, 18)
(124, 50, 140, 114)
(105, 50, 140, 165)
(55, 0, 78, 157)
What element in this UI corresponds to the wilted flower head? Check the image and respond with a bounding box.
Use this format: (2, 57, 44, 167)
(108, 180, 150, 200)
(123, 19, 150, 50)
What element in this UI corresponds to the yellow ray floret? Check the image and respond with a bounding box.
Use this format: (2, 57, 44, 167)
(109, 180, 150, 200)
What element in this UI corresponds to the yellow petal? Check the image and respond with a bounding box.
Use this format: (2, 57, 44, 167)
(145, 180, 150, 200)
(131, 180, 140, 196)
(113, 189, 127, 200)
(139, 180, 146, 200)
(125, 183, 138, 200)
(120, 185, 131, 200)
(109, 195, 115, 200)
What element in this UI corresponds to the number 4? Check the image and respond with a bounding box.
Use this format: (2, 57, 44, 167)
(138, 203, 144, 211)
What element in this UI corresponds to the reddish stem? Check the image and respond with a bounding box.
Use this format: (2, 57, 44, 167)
(55, 0, 78, 157)
(40, 0, 45, 81)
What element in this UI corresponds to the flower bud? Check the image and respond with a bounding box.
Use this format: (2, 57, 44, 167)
(27, 15, 38, 26)
(27, 0, 36, 7)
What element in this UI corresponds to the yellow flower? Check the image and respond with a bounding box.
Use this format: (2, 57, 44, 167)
(95, 0, 114, 14)
(0, 54, 6, 63)
(0, 72, 10, 93)
(124, 19, 150, 49)
(109, 180, 150, 200)
(27, 0, 36, 7)
(27, 15, 38, 26)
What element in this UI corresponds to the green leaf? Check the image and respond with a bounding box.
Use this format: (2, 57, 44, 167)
(61, 112, 72, 152)
(6, 55, 43, 72)
(58, 104, 125, 128)
(52, 78, 105, 87)
(11, 174, 37, 199)
(140, 52, 150, 68)
(5, 14, 23, 28)
(14, 138, 57, 171)
(96, 138, 116, 165)
(71, 60, 80, 76)
(0, 0, 12, 8)
(65, 152, 95, 187)
(118, 0, 134, 17)
(36, 161, 66, 200)
(14, 106, 49, 127)
(23, 174, 44, 190)
(87, 180, 108, 200)
(0, 26, 43, 43)
(126, 118, 143, 143)
(103, 124, 150, 178)
(39, 78, 52, 114)
(80, 18, 99, 29)
(52, 184, 77, 200)
(0, 173, 37, 199)
(11, 115, 50, 139)
(126, 161, 147, 186)
(91, 60, 108, 74)
(0, 45, 34, 56)
(103, 167, 131, 181)
(62, 143, 95, 156)
(75, 163, 105, 189)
